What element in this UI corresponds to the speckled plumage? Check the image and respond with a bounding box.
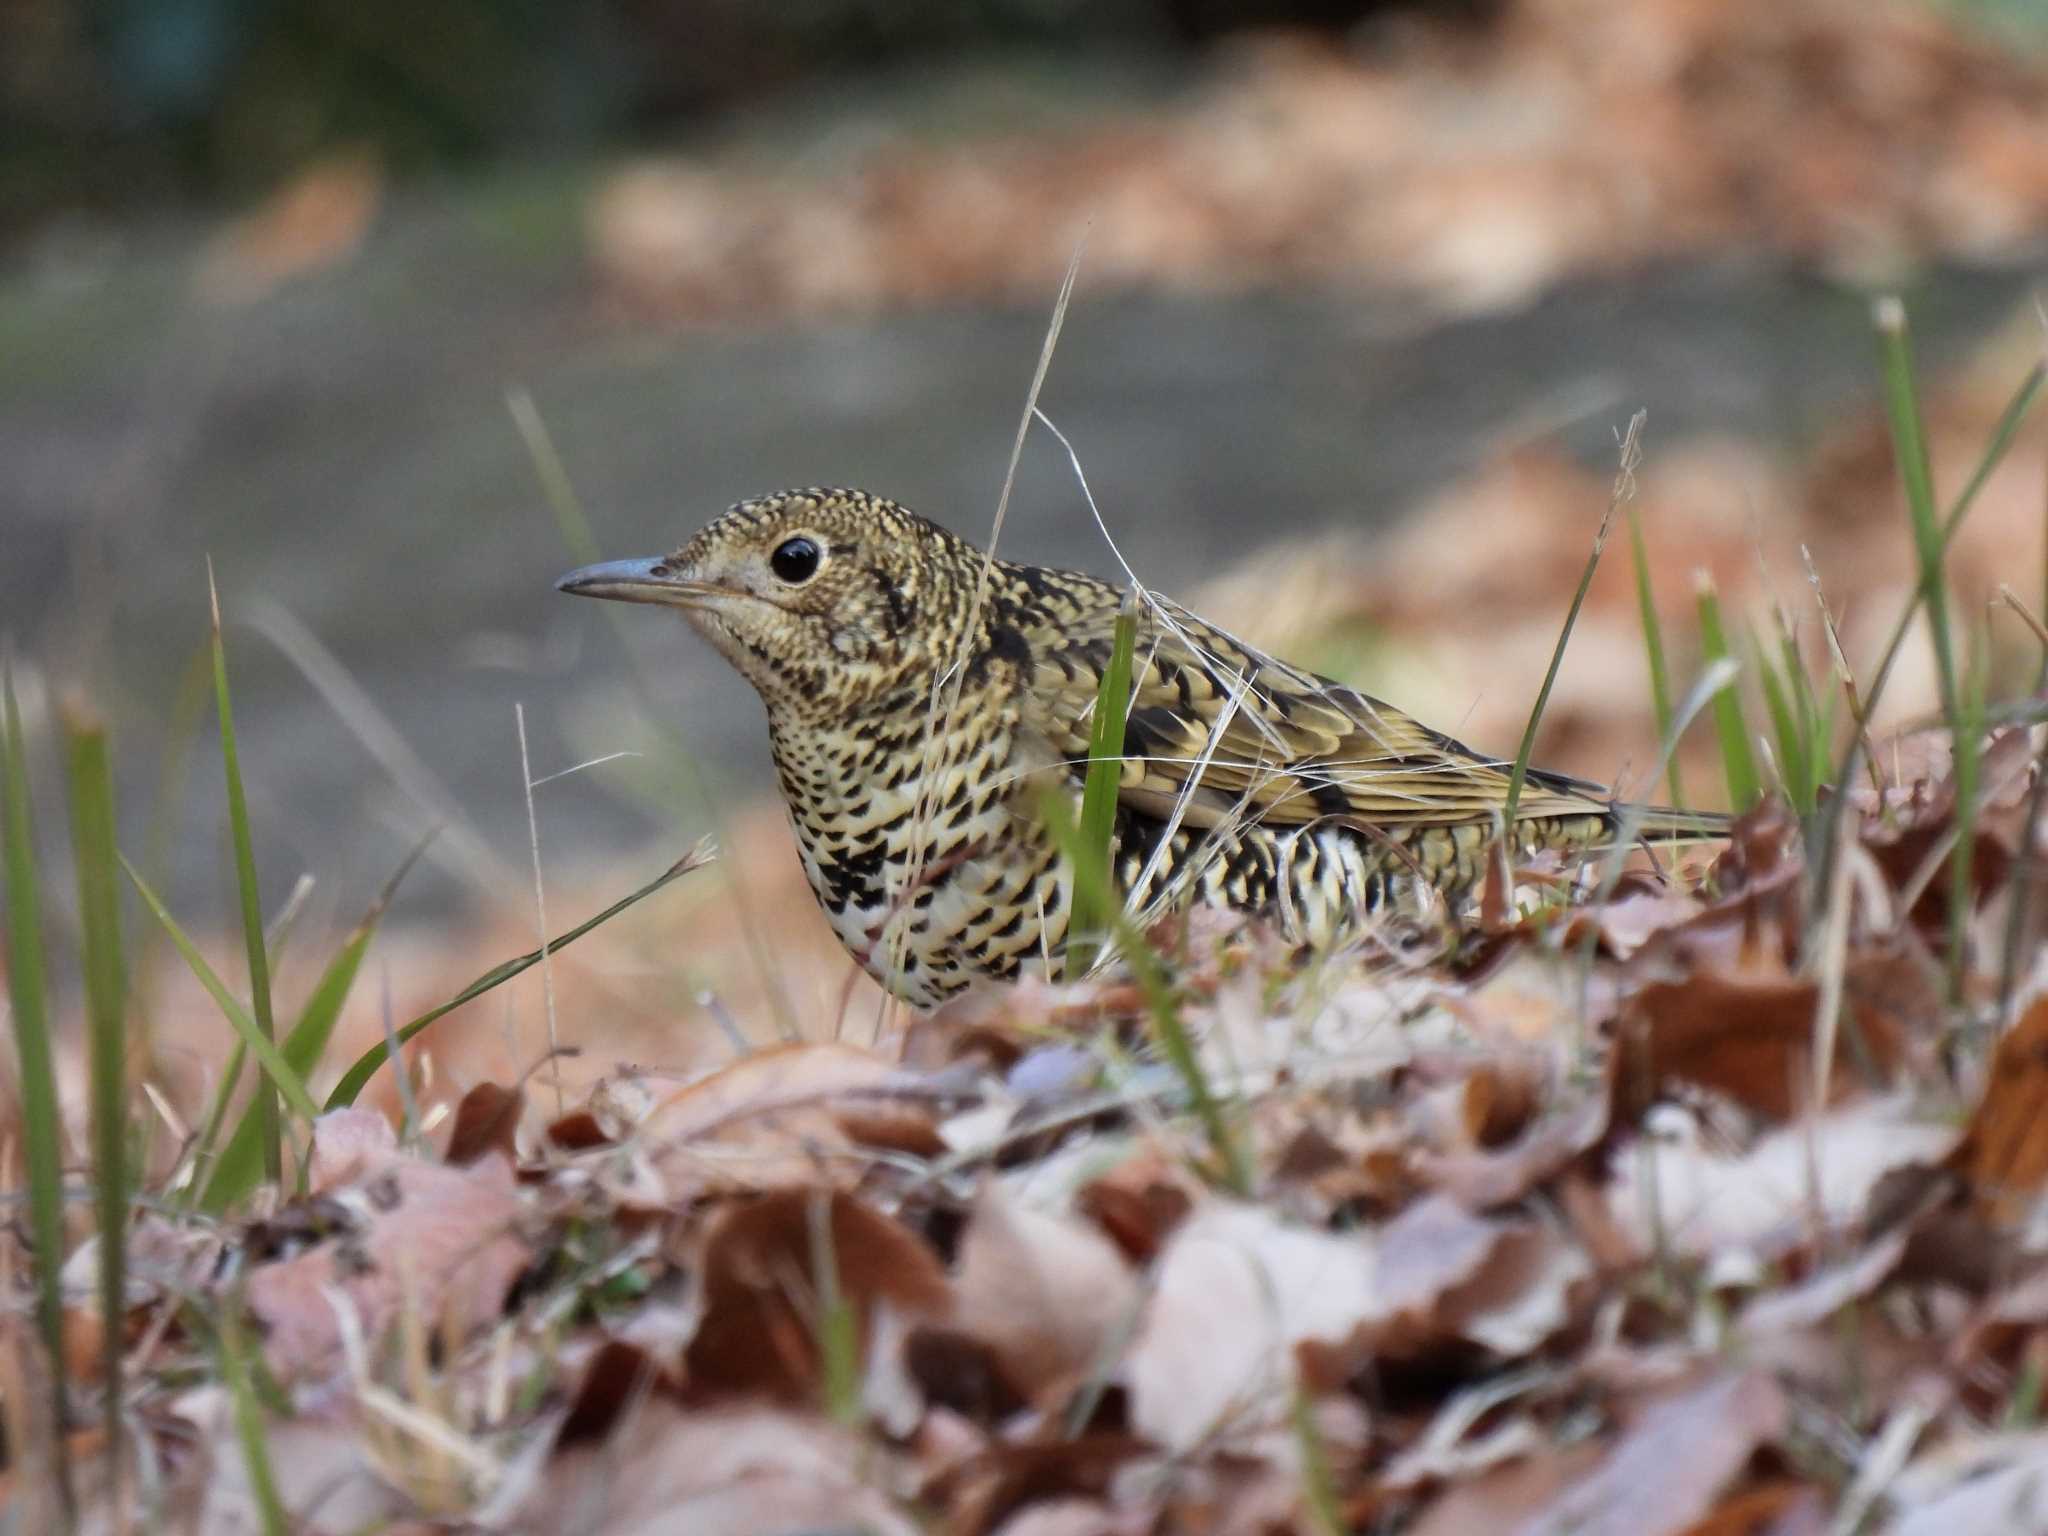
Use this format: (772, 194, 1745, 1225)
(559, 488, 1724, 1007)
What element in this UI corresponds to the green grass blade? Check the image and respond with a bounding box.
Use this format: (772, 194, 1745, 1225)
(1040, 790, 1251, 1195)
(182, 1039, 246, 1203)
(1627, 506, 1685, 809)
(62, 706, 128, 1480)
(120, 855, 319, 1122)
(1695, 577, 1760, 810)
(201, 913, 372, 1209)
(1782, 628, 1831, 809)
(1066, 588, 1138, 978)
(1811, 322, 2043, 929)
(1292, 1386, 1346, 1536)
(1753, 637, 1811, 815)
(208, 567, 283, 1183)
(1878, 299, 1973, 998)
(197, 838, 429, 1209)
(1877, 300, 1962, 740)
(218, 1304, 289, 1535)
(807, 1194, 862, 1427)
(324, 840, 712, 1110)
(1, 658, 71, 1501)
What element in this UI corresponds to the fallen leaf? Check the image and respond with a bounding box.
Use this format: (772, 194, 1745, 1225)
(683, 1189, 951, 1403)
(1305, 1195, 1587, 1380)
(1889, 1431, 2048, 1536)
(936, 1435, 1154, 1536)
(1419, 1073, 1614, 1209)
(1674, 1481, 1826, 1536)
(306, 1106, 397, 1192)
(1124, 1203, 1376, 1454)
(1408, 1440, 1607, 1536)
(190, 1391, 407, 1533)
(1075, 1146, 1199, 1264)
(1734, 1230, 1911, 1341)
(557, 1338, 683, 1449)
(444, 1081, 524, 1166)
(637, 1043, 930, 1195)
(1609, 1095, 1958, 1263)
(989, 1498, 1134, 1536)
(953, 1184, 1142, 1404)
(1460, 1054, 1547, 1149)
(1617, 965, 1904, 1123)
(1952, 995, 2048, 1226)
(243, 1149, 530, 1381)
(523, 1400, 919, 1536)
(1514, 1371, 1787, 1536)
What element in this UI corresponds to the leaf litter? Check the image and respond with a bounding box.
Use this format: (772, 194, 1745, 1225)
(19, 710, 2048, 1535)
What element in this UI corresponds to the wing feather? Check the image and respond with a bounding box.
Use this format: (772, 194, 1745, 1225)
(1026, 593, 1611, 831)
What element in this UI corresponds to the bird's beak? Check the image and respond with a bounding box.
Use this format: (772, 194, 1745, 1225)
(554, 557, 711, 608)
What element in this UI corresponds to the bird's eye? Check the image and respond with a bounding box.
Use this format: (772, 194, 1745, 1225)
(770, 536, 821, 585)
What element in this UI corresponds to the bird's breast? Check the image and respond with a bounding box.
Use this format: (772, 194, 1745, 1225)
(767, 705, 1067, 1003)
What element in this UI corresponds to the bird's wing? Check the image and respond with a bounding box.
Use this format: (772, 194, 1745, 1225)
(1025, 595, 1612, 831)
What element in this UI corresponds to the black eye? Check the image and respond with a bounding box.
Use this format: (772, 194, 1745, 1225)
(770, 536, 821, 585)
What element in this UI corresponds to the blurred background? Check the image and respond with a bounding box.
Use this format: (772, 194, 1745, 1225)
(4, 0, 2048, 1111)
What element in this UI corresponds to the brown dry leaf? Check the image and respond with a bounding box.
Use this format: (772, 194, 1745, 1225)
(1859, 726, 2035, 941)
(1418, 1072, 1614, 1209)
(1888, 1431, 2048, 1536)
(1734, 1229, 1912, 1341)
(682, 1189, 950, 1404)
(524, 1399, 919, 1536)
(1123, 1203, 1376, 1454)
(1516, 1371, 1787, 1536)
(556, 1338, 684, 1449)
(1608, 1095, 1959, 1263)
(1304, 1194, 1582, 1380)
(545, 1108, 612, 1150)
(835, 1100, 949, 1158)
(1407, 1440, 1608, 1536)
(191, 1392, 408, 1532)
(1075, 1146, 1200, 1264)
(905, 1326, 1027, 1427)
(1675, 1481, 1826, 1536)
(936, 1435, 1155, 1536)
(988, 1499, 1137, 1536)
(953, 1184, 1142, 1404)
(306, 1106, 398, 1193)
(243, 1149, 529, 1381)
(1616, 963, 1906, 1123)
(1459, 1053, 1547, 1150)
(1557, 879, 1710, 960)
(444, 1081, 524, 1167)
(635, 1043, 927, 1195)
(1952, 995, 2048, 1226)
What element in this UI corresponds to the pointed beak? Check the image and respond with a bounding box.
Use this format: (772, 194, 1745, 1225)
(554, 557, 710, 608)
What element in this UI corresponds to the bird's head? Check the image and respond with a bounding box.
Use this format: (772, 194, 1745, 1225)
(557, 488, 981, 720)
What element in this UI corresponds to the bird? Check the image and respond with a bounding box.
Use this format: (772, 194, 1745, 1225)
(558, 488, 1725, 1008)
